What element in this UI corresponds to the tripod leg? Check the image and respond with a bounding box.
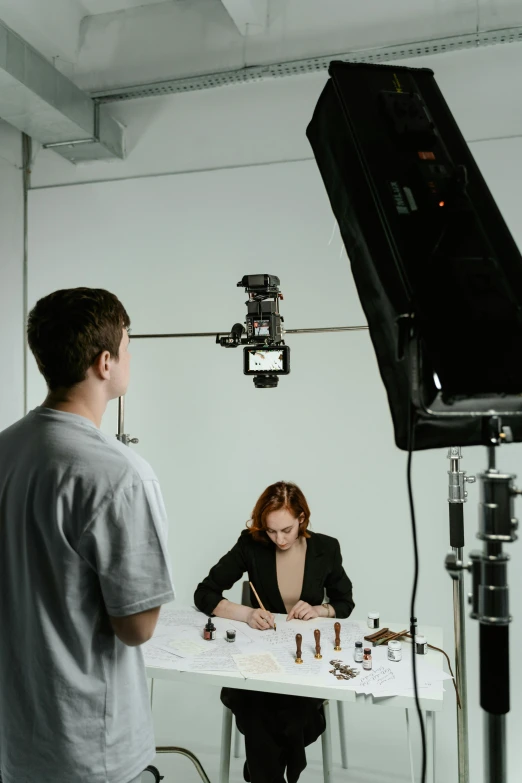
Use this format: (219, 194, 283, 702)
(405, 709, 415, 783)
(425, 711, 436, 783)
(480, 624, 509, 783)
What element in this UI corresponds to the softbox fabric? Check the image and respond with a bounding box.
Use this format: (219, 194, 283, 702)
(307, 61, 522, 450)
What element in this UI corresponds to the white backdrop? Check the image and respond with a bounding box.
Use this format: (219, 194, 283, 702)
(27, 158, 522, 782)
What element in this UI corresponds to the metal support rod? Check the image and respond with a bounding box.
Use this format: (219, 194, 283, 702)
(129, 325, 369, 340)
(117, 395, 124, 438)
(22, 133, 32, 416)
(453, 548, 469, 783)
(42, 138, 96, 148)
(447, 447, 474, 783)
(116, 395, 139, 446)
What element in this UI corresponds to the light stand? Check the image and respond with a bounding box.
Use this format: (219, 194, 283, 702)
(116, 395, 139, 446)
(446, 447, 475, 783)
(446, 418, 520, 783)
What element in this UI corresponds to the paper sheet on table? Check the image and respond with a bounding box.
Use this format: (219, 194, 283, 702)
(143, 642, 185, 670)
(153, 614, 254, 655)
(232, 652, 284, 676)
(374, 659, 453, 694)
(239, 619, 311, 647)
(411, 659, 453, 682)
(150, 624, 207, 657)
(238, 645, 336, 680)
(180, 641, 242, 673)
(156, 638, 209, 658)
(270, 646, 331, 676)
(353, 665, 398, 694)
(156, 605, 207, 628)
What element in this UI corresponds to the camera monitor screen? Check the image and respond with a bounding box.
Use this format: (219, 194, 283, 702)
(243, 345, 290, 375)
(253, 319, 270, 337)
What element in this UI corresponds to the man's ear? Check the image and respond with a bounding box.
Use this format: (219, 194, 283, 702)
(91, 350, 112, 381)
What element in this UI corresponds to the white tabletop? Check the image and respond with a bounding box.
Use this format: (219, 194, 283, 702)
(145, 614, 446, 713)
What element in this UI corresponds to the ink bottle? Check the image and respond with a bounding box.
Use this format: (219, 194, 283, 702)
(388, 640, 402, 662)
(354, 641, 363, 663)
(226, 629, 236, 643)
(363, 648, 372, 670)
(367, 611, 380, 629)
(203, 618, 216, 640)
(415, 635, 428, 655)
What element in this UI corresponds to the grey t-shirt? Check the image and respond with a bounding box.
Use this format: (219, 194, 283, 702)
(0, 407, 175, 783)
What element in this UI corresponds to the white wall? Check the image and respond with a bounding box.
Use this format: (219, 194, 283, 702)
(27, 42, 522, 783)
(0, 121, 24, 431)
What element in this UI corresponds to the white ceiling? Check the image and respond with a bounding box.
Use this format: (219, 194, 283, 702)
(80, 0, 170, 14)
(0, 0, 522, 93)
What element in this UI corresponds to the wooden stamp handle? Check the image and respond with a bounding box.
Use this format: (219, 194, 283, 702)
(296, 633, 303, 659)
(314, 628, 321, 653)
(334, 621, 341, 646)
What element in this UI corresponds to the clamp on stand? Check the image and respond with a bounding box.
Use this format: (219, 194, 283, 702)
(446, 417, 519, 783)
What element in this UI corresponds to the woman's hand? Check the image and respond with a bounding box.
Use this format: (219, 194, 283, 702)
(286, 601, 321, 621)
(247, 608, 276, 630)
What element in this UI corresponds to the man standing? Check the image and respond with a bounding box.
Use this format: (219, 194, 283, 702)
(0, 288, 175, 783)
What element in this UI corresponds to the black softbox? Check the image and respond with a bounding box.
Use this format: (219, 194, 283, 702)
(307, 61, 522, 450)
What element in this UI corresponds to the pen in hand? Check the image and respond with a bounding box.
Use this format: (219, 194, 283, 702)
(249, 581, 276, 631)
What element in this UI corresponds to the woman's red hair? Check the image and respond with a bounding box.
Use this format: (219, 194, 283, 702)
(247, 481, 311, 543)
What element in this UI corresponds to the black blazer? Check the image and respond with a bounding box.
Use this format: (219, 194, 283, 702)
(194, 529, 355, 619)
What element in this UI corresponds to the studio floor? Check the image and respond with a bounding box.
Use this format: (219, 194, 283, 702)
(145, 749, 414, 783)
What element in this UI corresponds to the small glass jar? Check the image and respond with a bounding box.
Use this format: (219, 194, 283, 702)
(354, 641, 363, 663)
(415, 635, 428, 655)
(363, 648, 372, 670)
(388, 640, 402, 662)
(367, 611, 380, 629)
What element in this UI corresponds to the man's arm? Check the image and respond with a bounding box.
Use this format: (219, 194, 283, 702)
(109, 606, 161, 647)
(78, 479, 175, 646)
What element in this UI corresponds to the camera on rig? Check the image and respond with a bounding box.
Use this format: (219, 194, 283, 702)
(217, 274, 290, 388)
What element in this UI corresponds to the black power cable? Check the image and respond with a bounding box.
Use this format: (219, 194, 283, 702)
(407, 404, 427, 783)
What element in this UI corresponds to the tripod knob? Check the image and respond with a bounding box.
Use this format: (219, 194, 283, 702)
(465, 476, 476, 484)
(445, 551, 465, 579)
(129, 438, 139, 444)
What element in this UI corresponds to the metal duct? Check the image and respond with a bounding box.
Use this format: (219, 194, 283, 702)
(92, 26, 522, 103)
(0, 20, 124, 163)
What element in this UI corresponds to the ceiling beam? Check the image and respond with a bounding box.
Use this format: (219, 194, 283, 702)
(220, 0, 268, 35)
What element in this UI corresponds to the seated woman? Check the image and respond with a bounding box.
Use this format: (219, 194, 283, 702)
(194, 481, 355, 783)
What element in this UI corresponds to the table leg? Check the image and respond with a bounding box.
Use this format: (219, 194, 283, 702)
(233, 722, 242, 758)
(337, 701, 349, 769)
(219, 705, 232, 783)
(321, 700, 333, 783)
(405, 709, 415, 783)
(426, 711, 436, 783)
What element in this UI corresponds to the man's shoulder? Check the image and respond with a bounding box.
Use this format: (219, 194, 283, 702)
(0, 409, 157, 489)
(108, 437, 158, 484)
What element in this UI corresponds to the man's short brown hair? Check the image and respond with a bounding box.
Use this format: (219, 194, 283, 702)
(27, 288, 130, 391)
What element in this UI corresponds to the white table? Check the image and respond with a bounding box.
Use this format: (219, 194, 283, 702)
(145, 617, 445, 783)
